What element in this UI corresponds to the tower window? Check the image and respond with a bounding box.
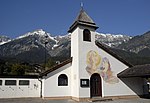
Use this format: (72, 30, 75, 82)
(83, 29, 91, 42)
(58, 74, 68, 86)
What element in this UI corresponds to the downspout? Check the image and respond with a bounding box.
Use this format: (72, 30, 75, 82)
(38, 76, 43, 98)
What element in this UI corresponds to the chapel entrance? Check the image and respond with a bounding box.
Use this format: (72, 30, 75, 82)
(90, 73, 102, 97)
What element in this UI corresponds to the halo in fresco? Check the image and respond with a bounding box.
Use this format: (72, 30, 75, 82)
(86, 50, 101, 75)
(86, 50, 119, 84)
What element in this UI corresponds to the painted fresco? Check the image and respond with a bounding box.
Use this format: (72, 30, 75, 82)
(86, 50, 119, 84)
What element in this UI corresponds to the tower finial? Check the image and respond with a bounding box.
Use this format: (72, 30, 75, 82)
(80, 2, 84, 10)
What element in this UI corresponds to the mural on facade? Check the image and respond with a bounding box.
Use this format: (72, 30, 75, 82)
(86, 50, 119, 84)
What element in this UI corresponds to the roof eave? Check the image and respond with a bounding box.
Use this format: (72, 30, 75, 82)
(117, 64, 150, 78)
(40, 57, 72, 77)
(68, 21, 99, 33)
(0, 75, 39, 79)
(95, 41, 133, 68)
(117, 74, 150, 78)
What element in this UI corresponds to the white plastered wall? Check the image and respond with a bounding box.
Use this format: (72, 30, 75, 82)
(95, 46, 144, 97)
(43, 63, 72, 97)
(71, 27, 80, 98)
(78, 26, 96, 98)
(71, 24, 144, 98)
(0, 78, 40, 98)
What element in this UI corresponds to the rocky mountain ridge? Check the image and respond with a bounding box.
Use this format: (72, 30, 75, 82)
(1, 29, 150, 65)
(0, 29, 71, 63)
(117, 31, 150, 54)
(0, 29, 131, 47)
(0, 35, 11, 45)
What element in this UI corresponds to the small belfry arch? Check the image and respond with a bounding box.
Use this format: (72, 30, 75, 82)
(83, 29, 91, 42)
(90, 73, 102, 97)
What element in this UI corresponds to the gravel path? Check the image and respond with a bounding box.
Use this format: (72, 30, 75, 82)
(0, 98, 150, 103)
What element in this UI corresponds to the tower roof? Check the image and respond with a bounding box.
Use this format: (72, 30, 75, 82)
(68, 8, 98, 33)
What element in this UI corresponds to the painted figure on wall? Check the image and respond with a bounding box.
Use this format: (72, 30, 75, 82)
(86, 50, 119, 84)
(99, 57, 119, 84)
(86, 50, 101, 75)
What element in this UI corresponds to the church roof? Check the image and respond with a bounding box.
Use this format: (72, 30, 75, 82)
(117, 64, 150, 78)
(75, 8, 95, 24)
(95, 41, 133, 68)
(68, 8, 98, 33)
(41, 42, 133, 77)
(0, 75, 39, 78)
(40, 57, 72, 77)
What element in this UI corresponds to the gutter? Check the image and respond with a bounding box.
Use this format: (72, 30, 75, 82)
(38, 76, 43, 98)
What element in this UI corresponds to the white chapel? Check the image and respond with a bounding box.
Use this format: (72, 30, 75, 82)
(41, 8, 148, 101)
(0, 8, 149, 101)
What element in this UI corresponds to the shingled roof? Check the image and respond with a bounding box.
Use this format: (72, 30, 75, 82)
(95, 41, 133, 67)
(0, 75, 39, 78)
(117, 64, 150, 78)
(40, 57, 72, 77)
(68, 8, 98, 33)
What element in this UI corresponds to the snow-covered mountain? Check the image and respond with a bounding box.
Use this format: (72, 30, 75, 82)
(1, 29, 150, 65)
(0, 29, 131, 47)
(95, 32, 132, 47)
(117, 31, 150, 53)
(0, 29, 131, 63)
(0, 35, 11, 45)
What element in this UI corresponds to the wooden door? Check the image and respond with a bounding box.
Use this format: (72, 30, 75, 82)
(90, 73, 102, 97)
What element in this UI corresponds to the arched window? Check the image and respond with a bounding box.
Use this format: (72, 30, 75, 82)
(58, 74, 68, 86)
(83, 29, 91, 42)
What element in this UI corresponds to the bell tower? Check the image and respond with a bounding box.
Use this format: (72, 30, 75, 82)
(68, 8, 99, 100)
(68, 8, 98, 56)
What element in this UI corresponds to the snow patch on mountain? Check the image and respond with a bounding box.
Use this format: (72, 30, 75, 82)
(0, 29, 131, 50)
(16, 29, 49, 39)
(52, 40, 59, 50)
(0, 35, 11, 45)
(96, 32, 132, 47)
(0, 39, 11, 45)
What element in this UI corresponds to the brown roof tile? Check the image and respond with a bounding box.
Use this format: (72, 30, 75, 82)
(117, 64, 150, 78)
(40, 57, 72, 77)
(95, 41, 133, 67)
(0, 75, 39, 78)
(75, 8, 95, 24)
(68, 8, 98, 33)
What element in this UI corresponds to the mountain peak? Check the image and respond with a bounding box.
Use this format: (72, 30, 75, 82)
(95, 32, 131, 47)
(0, 35, 11, 45)
(16, 29, 50, 40)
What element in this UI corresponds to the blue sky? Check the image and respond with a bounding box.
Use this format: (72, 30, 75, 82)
(0, 0, 150, 38)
